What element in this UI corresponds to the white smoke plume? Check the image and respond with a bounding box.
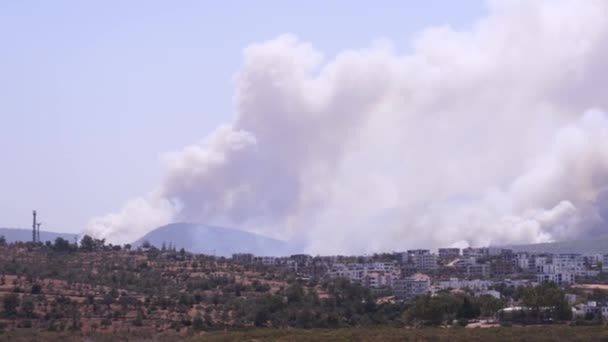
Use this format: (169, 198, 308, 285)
(86, 0, 608, 253)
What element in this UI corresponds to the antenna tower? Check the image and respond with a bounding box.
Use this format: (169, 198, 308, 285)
(32, 210, 37, 243)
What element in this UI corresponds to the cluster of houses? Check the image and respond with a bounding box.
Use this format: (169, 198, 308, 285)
(233, 248, 608, 304)
(572, 300, 608, 319)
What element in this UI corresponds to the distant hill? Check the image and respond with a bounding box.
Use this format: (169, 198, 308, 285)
(503, 235, 608, 254)
(0, 227, 78, 243)
(131, 223, 299, 257)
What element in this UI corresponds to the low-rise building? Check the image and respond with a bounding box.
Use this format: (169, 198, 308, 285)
(438, 248, 460, 260)
(537, 269, 575, 285)
(475, 289, 501, 299)
(255, 256, 278, 266)
(438, 278, 492, 291)
(393, 273, 431, 301)
(490, 259, 514, 277)
(407, 250, 438, 272)
(232, 253, 254, 263)
(573, 301, 608, 319)
(462, 247, 486, 259)
(364, 271, 393, 289)
(327, 262, 399, 287)
(467, 264, 490, 279)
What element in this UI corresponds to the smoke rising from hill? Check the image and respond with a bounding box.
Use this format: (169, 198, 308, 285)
(86, 0, 608, 253)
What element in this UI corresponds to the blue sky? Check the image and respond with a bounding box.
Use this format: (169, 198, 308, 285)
(0, 0, 486, 233)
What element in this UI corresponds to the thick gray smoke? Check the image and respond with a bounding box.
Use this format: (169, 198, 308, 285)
(86, 0, 608, 253)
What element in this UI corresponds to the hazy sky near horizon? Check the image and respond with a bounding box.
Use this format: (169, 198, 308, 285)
(0, 1, 486, 234)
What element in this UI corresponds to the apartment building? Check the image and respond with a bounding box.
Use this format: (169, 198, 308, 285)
(393, 273, 431, 301)
(438, 248, 460, 260)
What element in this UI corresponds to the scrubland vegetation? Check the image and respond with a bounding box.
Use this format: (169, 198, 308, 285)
(0, 237, 606, 341)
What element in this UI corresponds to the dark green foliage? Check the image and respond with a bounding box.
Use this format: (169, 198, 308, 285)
(31, 283, 42, 294)
(516, 282, 572, 322)
(132, 309, 144, 327)
(458, 296, 480, 319)
(79, 235, 106, 252)
(404, 293, 497, 326)
(192, 315, 205, 331)
(53, 238, 76, 253)
(3, 293, 20, 318)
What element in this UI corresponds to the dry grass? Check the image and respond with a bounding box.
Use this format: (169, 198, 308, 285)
(3, 326, 606, 342)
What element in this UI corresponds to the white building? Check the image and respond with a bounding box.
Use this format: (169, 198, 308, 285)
(256, 256, 278, 266)
(462, 247, 486, 259)
(475, 289, 501, 299)
(393, 273, 431, 301)
(407, 250, 438, 272)
(467, 264, 490, 278)
(573, 301, 608, 319)
(364, 271, 393, 289)
(438, 248, 460, 260)
(327, 262, 399, 287)
(516, 253, 530, 270)
(536, 254, 585, 285)
(565, 293, 577, 306)
(536, 268, 575, 284)
(553, 254, 585, 276)
(438, 278, 492, 291)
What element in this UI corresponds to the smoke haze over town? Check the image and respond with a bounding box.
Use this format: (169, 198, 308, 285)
(80, 0, 608, 254)
(3, 1, 608, 255)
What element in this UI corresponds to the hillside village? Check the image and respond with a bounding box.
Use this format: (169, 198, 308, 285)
(0, 235, 607, 337)
(234, 246, 608, 321)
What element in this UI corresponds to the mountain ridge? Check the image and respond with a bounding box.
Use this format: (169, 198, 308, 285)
(500, 234, 608, 254)
(131, 222, 300, 257)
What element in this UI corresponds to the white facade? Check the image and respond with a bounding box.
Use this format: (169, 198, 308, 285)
(537, 271, 575, 284)
(574, 301, 608, 319)
(475, 289, 501, 299)
(553, 254, 585, 276)
(438, 278, 492, 291)
(327, 262, 399, 287)
(364, 271, 393, 289)
(536, 254, 585, 284)
(516, 253, 530, 270)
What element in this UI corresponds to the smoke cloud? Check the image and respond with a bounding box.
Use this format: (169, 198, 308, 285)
(86, 0, 608, 253)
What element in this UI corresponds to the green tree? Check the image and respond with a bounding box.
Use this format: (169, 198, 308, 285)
(254, 307, 270, 327)
(31, 283, 42, 295)
(478, 295, 505, 317)
(53, 237, 74, 252)
(3, 293, 19, 318)
(192, 314, 204, 331)
(79, 235, 95, 251)
(20, 297, 35, 318)
(80, 235, 106, 251)
(458, 296, 480, 320)
(132, 309, 144, 326)
(286, 283, 304, 304)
